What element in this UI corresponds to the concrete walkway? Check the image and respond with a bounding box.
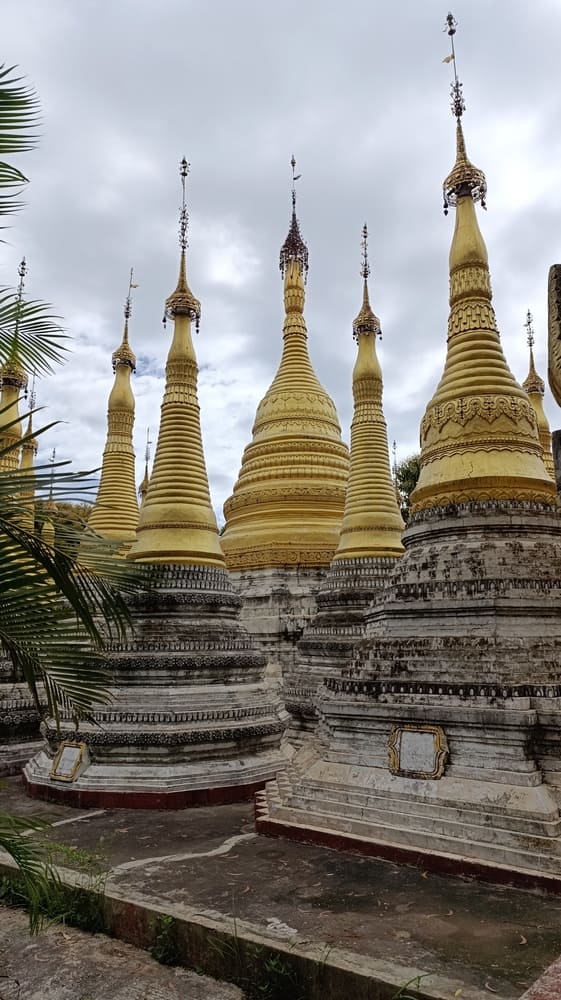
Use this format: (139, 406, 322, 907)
(3, 776, 561, 999)
(0, 907, 242, 1000)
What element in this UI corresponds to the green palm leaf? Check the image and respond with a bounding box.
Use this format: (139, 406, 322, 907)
(0, 291, 68, 374)
(0, 63, 40, 227)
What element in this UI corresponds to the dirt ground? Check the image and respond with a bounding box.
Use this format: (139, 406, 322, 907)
(0, 906, 242, 1000)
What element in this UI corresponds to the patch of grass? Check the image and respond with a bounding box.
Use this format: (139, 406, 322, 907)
(150, 913, 181, 967)
(208, 923, 307, 1000)
(0, 839, 108, 935)
(0, 870, 107, 934)
(46, 840, 107, 875)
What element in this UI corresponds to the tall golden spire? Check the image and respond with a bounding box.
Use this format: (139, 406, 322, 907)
(411, 14, 555, 512)
(138, 427, 151, 506)
(127, 159, 225, 566)
(19, 375, 38, 532)
(522, 309, 555, 480)
(333, 225, 404, 560)
(0, 258, 29, 472)
(221, 158, 349, 570)
(41, 447, 57, 547)
(86, 269, 139, 548)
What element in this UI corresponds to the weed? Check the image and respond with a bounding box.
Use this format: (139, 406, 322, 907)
(46, 841, 107, 875)
(208, 926, 307, 1000)
(392, 974, 429, 1000)
(150, 913, 180, 967)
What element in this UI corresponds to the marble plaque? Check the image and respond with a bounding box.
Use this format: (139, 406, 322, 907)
(50, 741, 87, 782)
(388, 724, 448, 779)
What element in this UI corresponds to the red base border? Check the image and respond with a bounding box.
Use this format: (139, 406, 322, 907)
(23, 773, 267, 810)
(255, 811, 561, 895)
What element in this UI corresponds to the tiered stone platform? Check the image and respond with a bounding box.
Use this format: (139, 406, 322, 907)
(25, 564, 288, 807)
(257, 502, 561, 880)
(284, 557, 397, 736)
(0, 656, 41, 776)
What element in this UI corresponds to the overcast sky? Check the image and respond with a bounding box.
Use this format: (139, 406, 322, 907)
(4, 0, 561, 521)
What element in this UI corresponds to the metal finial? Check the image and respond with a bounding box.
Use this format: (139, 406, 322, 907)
(525, 309, 535, 349)
(179, 156, 190, 253)
(442, 12, 487, 215)
(124, 267, 138, 321)
(360, 223, 370, 281)
(49, 446, 56, 501)
(280, 155, 308, 281)
(353, 223, 381, 341)
(29, 371, 36, 411)
(17, 256, 27, 294)
(444, 13, 465, 119)
(392, 440, 398, 480)
(14, 256, 27, 340)
(145, 426, 152, 465)
(291, 154, 302, 212)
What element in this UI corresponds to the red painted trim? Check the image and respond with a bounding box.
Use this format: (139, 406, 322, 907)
(23, 773, 267, 810)
(255, 812, 561, 895)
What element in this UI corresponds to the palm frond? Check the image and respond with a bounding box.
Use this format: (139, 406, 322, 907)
(0, 63, 40, 227)
(0, 64, 40, 155)
(0, 290, 68, 374)
(0, 810, 56, 934)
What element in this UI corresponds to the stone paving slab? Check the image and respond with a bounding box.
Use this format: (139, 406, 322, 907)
(0, 907, 242, 1000)
(3, 776, 561, 998)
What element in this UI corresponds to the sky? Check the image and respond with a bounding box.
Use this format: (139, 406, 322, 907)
(3, 0, 561, 522)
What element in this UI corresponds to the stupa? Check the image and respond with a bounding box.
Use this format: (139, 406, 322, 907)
(0, 262, 42, 775)
(257, 16, 561, 885)
(285, 226, 404, 735)
(138, 429, 151, 507)
(221, 160, 349, 684)
(25, 160, 287, 808)
(83, 272, 140, 551)
(521, 309, 555, 481)
(0, 259, 28, 472)
(548, 264, 561, 489)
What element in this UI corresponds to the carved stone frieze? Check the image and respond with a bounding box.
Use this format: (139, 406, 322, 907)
(421, 394, 537, 439)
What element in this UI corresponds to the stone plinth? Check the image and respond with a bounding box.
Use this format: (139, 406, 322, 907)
(0, 656, 41, 776)
(284, 558, 398, 737)
(25, 564, 288, 808)
(230, 566, 327, 687)
(256, 502, 561, 880)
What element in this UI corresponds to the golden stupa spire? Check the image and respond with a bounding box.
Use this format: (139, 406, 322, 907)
(411, 14, 555, 512)
(138, 427, 151, 506)
(86, 269, 140, 549)
(19, 374, 38, 532)
(221, 157, 349, 570)
(0, 258, 29, 473)
(392, 439, 402, 511)
(127, 159, 224, 566)
(41, 447, 57, 547)
(522, 309, 555, 480)
(333, 225, 404, 561)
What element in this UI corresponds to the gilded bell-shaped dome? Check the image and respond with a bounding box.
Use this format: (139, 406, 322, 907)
(411, 120, 555, 513)
(221, 176, 349, 570)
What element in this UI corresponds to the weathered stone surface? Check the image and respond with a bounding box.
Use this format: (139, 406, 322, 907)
(259, 502, 561, 876)
(25, 564, 288, 806)
(284, 557, 398, 736)
(231, 565, 327, 685)
(0, 653, 41, 775)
